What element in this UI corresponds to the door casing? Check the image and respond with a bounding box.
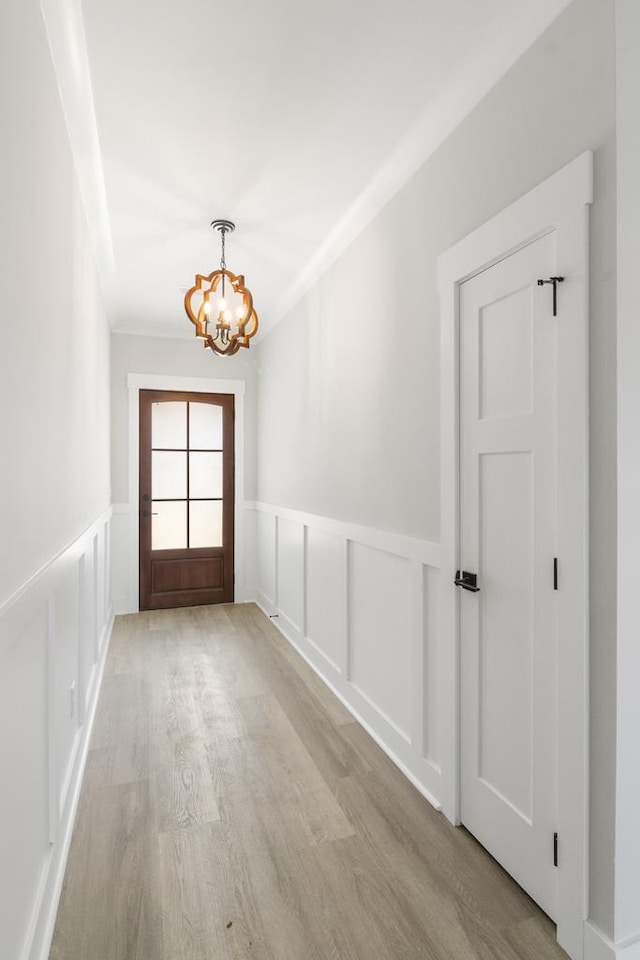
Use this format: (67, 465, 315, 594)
(126, 374, 246, 614)
(138, 389, 235, 610)
(438, 151, 592, 960)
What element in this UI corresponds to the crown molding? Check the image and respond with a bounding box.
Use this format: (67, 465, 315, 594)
(39, 0, 116, 318)
(111, 321, 195, 341)
(40, 0, 573, 340)
(272, 0, 574, 329)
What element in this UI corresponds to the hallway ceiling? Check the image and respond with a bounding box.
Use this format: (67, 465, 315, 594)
(80, 0, 571, 339)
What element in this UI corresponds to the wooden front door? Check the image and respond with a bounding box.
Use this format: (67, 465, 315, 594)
(139, 390, 234, 610)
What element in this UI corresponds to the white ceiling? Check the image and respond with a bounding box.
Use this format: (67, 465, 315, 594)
(76, 0, 571, 339)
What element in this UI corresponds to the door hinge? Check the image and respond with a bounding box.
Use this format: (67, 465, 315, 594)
(553, 832, 559, 867)
(553, 557, 558, 591)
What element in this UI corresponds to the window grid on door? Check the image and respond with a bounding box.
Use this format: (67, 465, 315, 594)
(151, 401, 224, 550)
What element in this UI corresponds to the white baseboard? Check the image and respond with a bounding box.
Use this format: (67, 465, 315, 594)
(251, 501, 443, 816)
(255, 588, 275, 615)
(585, 923, 640, 960)
(27, 611, 115, 960)
(254, 597, 442, 813)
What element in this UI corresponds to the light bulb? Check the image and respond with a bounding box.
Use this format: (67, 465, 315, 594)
(223, 309, 232, 322)
(236, 305, 246, 319)
(219, 297, 227, 311)
(203, 300, 211, 315)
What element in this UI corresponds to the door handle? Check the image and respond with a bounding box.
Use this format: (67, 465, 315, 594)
(142, 510, 158, 517)
(454, 570, 480, 592)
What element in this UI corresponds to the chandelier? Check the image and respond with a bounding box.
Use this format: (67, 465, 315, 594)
(184, 219, 259, 356)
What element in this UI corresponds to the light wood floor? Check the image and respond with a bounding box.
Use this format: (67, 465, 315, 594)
(50, 602, 567, 960)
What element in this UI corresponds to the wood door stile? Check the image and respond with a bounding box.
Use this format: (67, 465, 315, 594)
(139, 390, 234, 610)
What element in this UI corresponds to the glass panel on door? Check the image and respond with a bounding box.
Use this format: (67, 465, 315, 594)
(152, 451, 187, 499)
(189, 402, 223, 450)
(189, 452, 223, 499)
(152, 401, 187, 449)
(189, 501, 223, 548)
(152, 501, 187, 550)
(150, 400, 225, 549)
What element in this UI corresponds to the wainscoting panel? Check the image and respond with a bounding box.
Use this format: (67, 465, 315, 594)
(51, 566, 80, 816)
(110, 505, 129, 615)
(349, 542, 412, 741)
(305, 526, 345, 673)
(0, 507, 114, 960)
(241, 506, 257, 604)
(276, 516, 304, 635)
(79, 548, 96, 717)
(257, 509, 277, 611)
(0, 605, 50, 960)
(251, 501, 443, 809)
(423, 564, 441, 771)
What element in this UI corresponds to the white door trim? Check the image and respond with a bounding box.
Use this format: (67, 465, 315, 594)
(126, 373, 247, 613)
(438, 151, 592, 960)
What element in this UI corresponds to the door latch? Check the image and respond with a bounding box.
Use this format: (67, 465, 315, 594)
(537, 276, 565, 317)
(454, 570, 480, 592)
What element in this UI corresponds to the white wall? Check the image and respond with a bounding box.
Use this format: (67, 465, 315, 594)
(109, 333, 258, 611)
(256, 0, 617, 941)
(110, 333, 258, 504)
(0, 1, 113, 958)
(0, 17, 111, 608)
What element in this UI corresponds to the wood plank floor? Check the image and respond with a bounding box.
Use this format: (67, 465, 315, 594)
(50, 603, 567, 960)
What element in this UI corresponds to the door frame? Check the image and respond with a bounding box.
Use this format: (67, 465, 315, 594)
(437, 151, 592, 960)
(126, 374, 246, 613)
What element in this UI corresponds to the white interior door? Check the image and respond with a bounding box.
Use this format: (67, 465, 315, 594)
(459, 233, 559, 920)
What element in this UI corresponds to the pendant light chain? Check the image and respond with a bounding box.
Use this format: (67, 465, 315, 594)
(220, 227, 227, 297)
(220, 227, 227, 270)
